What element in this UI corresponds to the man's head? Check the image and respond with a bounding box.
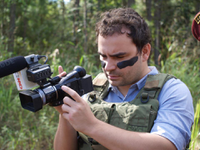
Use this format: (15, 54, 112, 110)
(96, 8, 151, 53)
(96, 8, 151, 90)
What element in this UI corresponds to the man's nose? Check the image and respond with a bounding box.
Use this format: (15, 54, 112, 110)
(104, 59, 116, 71)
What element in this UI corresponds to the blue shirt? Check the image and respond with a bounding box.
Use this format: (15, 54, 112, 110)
(104, 66, 194, 150)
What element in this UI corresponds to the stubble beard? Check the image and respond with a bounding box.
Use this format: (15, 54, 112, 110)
(104, 70, 137, 87)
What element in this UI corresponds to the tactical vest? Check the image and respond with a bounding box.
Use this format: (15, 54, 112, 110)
(78, 73, 175, 150)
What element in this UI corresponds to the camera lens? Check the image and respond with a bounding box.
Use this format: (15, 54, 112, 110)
(19, 85, 58, 112)
(19, 90, 43, 112)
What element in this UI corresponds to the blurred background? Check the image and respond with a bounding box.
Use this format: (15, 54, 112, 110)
(0, 0, 199, 149)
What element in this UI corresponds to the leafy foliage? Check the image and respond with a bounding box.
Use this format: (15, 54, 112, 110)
(0, 0, 200, 149)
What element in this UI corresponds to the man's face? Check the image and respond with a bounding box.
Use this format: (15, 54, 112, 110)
(98, 33, 146, 88)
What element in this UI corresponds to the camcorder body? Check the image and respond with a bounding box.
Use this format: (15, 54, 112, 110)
(1, 54, 93, 112)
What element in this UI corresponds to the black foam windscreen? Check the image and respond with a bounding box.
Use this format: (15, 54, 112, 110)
(0, 56, 27, 78)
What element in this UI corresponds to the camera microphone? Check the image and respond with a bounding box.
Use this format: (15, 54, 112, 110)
(0, 56, 27, 78)
(0, 54, 52, 91)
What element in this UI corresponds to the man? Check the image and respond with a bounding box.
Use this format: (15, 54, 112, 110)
(54, 8, 194, 150)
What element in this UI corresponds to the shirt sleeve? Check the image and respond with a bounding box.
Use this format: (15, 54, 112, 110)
(150, 78, 194, 150)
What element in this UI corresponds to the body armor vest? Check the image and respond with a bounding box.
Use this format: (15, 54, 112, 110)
(78, 73, 174, 150)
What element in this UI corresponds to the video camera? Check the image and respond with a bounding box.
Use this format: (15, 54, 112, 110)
(0, 54, 93, 112)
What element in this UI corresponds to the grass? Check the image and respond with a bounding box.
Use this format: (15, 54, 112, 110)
(0, 77, 59, 150)
(189, 101, 200, 150)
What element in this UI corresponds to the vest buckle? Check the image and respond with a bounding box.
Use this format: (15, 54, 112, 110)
(88, 94, 96, 103)
(140, 93, 149, 103)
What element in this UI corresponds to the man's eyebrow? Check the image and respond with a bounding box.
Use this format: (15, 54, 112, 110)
(98, 52, 126, 57)
(98, 52, 104, 55)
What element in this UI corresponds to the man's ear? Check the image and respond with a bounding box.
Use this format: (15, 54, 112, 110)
(142, 43, 151, 62)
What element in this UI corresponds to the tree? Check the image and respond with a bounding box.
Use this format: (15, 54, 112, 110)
(73, 0, 80, 45)
(153, 0, 161, 67)
(146, 0, 152, 21)
(83, 0, 88, 53)
(8, 0, 16, 52)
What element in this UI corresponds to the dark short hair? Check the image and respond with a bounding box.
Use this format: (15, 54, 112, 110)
(96, 8, 151, 53)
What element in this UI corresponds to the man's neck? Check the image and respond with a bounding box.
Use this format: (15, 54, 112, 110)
(117, 67, 151, 97)
(117, 85, 131, 97)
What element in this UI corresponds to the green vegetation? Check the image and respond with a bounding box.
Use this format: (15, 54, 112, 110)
(0, 0, 199, 149)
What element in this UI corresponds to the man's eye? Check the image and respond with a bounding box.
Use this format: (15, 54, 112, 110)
(116, 56, 124, 58)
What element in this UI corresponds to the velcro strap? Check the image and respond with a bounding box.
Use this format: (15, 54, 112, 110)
(144, 80, 159, 90)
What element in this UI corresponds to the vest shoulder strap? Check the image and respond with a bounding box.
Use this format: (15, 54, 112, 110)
(144, 73, 175, 89)
(142, 73, 175, 99)
(92, 73, 109, 99)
